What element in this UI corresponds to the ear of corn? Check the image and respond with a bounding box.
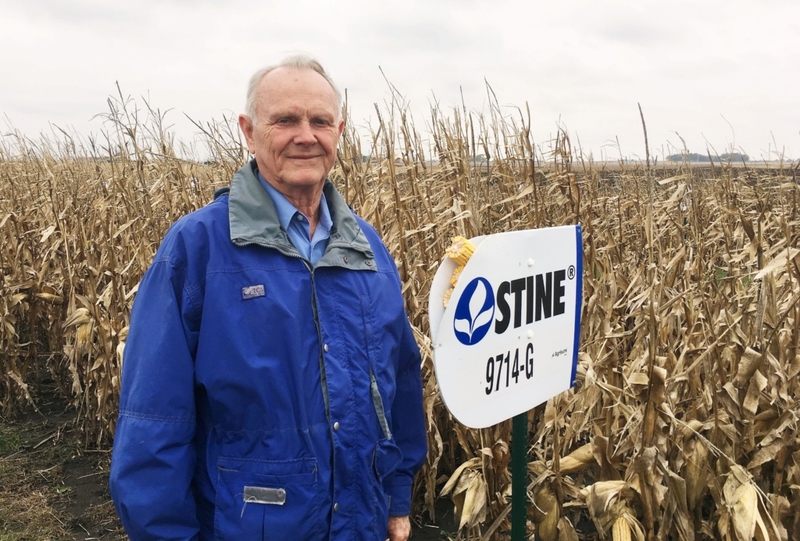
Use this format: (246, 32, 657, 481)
(442, 236, 476, 306)
(446, 235, 476, 266)
(450, 265, 465, 287)
(612, 516, 630, 541)
(532, 481, 561, 541)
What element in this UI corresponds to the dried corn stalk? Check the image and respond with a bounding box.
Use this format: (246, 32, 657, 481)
(3, 90, 800, 541)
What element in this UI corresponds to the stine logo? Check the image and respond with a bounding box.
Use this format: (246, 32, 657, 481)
(453, 278, 495, 345)
(453, 267, 573, 346)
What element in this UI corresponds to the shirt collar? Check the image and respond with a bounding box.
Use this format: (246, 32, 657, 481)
(227, 160, 376, 270)
(258, 173, 332, 235)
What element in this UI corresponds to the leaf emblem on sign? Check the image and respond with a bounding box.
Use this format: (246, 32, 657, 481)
(453, 277, 495, 346)
(454, 316, 472, 337)
(469, 281, 493, 334)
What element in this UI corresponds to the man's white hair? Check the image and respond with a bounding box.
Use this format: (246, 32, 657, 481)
(244, 55, 342, 123)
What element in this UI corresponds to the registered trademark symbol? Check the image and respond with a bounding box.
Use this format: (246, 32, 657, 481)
(568, 265, 575, 280)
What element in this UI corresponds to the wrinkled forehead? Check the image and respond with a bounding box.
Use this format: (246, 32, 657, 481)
(256, 68, 340, 118)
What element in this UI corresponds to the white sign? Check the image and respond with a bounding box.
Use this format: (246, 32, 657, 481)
(429, 226, 582, 428)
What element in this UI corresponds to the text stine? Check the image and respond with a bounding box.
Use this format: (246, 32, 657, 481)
(494, 269, 567, 334)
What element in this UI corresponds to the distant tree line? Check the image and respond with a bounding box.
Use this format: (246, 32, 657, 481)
(667, 152, 749, 163)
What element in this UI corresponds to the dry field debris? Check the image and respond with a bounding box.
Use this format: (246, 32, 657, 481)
(2, 92, 800, 540)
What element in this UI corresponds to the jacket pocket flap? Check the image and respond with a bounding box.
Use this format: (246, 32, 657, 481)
(217, 456, 318, 485)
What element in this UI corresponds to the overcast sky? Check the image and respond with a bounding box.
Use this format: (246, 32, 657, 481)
(2, 0, 798, 162)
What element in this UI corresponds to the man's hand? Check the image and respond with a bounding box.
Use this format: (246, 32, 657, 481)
(387, 515, 411, 541)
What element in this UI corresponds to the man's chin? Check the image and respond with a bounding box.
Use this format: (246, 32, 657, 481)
(278, 174, 327, 191)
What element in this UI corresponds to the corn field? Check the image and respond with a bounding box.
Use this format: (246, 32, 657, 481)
(2, 91, 800, 540)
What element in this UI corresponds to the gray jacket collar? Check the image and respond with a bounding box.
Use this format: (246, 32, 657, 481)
(228, 160, 376, 271)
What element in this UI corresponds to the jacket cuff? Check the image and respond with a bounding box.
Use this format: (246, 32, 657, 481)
(387, 471, 414, 516)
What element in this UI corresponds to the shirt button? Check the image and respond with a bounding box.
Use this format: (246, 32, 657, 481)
(333, 421, 340, 431)
(296, 214, 305, 221)
(323, 344, 329, 352)
(333, 503, 339, 513)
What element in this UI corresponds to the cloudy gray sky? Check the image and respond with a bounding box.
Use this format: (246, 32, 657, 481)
(2, 0, 798, 161)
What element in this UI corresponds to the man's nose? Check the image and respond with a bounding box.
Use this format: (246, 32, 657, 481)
(293, 120, 316, 144)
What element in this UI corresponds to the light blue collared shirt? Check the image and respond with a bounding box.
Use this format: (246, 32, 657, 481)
(258, 174, 332, 265)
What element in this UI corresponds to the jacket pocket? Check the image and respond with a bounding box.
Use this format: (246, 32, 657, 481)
(373, 439, 403, 487)
(371, 439, 402, 539)
(213, 456, 324, 541)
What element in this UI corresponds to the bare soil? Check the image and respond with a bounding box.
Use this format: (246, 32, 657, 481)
(0, 383, 455, 540)
(0, 383, 124, 540)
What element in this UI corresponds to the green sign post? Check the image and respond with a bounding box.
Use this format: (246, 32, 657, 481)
(511, 412, 528, 541)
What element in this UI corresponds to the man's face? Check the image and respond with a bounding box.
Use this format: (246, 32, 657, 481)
(239, 67, 344, 197)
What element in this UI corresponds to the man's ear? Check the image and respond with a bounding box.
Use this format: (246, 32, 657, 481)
(238, 114, 255, 153)
(337, 117, 345, 137)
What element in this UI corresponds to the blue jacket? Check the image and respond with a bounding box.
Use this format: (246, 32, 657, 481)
(109, 161, 427, 540)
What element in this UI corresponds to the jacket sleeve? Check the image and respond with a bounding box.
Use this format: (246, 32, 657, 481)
(386, 315, 428, 517)
(109, 239, 203, 540)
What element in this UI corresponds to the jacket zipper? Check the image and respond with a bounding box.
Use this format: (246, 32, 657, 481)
(234, 237, 338, 530)
(306, 262, 331, 418)
(233, 237, 333, 418)
(306, 260, 339, 541)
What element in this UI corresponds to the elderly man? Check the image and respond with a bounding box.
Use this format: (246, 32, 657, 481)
(109, 56, 427, 541)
